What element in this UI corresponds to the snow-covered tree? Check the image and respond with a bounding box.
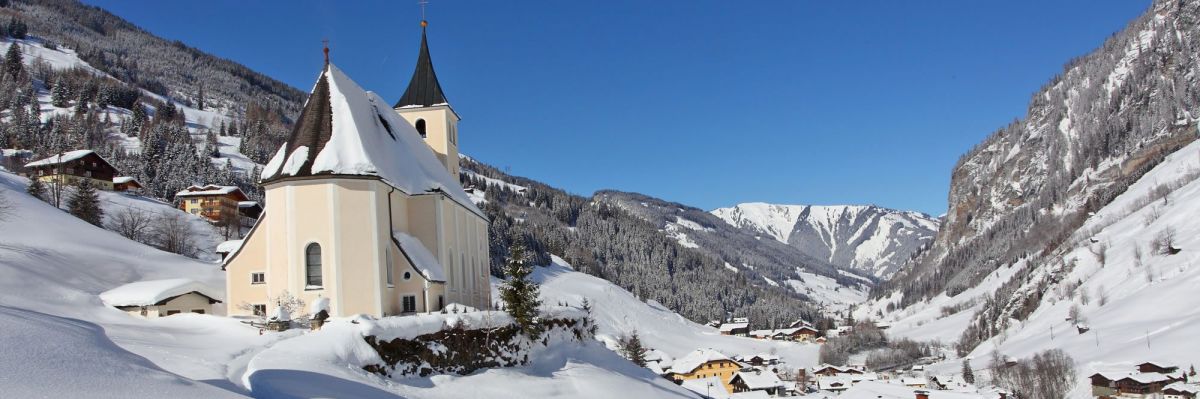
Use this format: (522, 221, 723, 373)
(66, 179, 103, 226)
(961, 359, 975, 384)
(617, 330, 648, 367)
(499, 238, 541, 338)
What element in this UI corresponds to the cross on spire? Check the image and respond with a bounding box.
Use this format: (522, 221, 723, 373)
(322, 39, 330, 64)
(419, 0, 429, 22)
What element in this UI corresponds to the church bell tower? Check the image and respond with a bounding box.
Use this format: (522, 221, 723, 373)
(394, 20, 460, 176)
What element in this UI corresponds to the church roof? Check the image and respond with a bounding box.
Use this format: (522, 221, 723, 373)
(394, 24, 450, 109)
(260, 62, 482, 217)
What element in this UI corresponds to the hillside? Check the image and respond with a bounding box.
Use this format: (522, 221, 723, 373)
(866, 139, 1200, 398)
(872, 0, 1200, 346)
(712, 202, 939, 279)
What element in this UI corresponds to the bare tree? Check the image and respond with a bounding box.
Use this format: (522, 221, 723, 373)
(152, 212, 196, 257)
(107, 207, 154, 243)
(271, 290, 307, 323)
(1151, 228, 1177, 255)
(215, 208, 241, 239)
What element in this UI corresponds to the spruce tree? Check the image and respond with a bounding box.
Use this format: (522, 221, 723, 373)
(4, 41, 22, 79)
(51, 81, 70, 107)
(66, 179, 104, 226)
(499, 238, 541, 337)
(618, 330, 648, 367)
(26, 178, 45, 201)
(961, 358, 975, 384)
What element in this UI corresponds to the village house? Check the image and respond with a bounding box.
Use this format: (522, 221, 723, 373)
(23, 150, 118, 190)
(112, 176, 142, 192)
(176, 185, 250, 222)
(1138, 362, 1181, 374)
(1089, 371, 1126, 398)
(1114, 373, 1179, 396)
(719, 320, 751, 336)
(668, 349, 744, 393)
(736, 354, 780, 367)
(730, 369, 786, 396)
(223, 25, 490, 318)
(100, 278, 222, 318)
(1164, 382, 1200, 399)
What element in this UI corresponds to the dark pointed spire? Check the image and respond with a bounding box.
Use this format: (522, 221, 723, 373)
(394, 21, 449, 108)
(261, 64, 333, 183)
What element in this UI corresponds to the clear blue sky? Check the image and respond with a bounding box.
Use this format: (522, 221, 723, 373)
(84, 0, 1150, 215)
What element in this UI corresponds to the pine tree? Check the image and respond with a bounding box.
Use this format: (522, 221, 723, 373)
(961, 358, 975, 384)
(51, 81, 70, 107)
(26, 178, 45, 201)
(4, 41, 22, 79)
(196, 84, 205, 110)
(66, 179, 104, 226)
(618, 330, 648, 367)
(499, 238, 541, 337)
(6, 18, 26, 39)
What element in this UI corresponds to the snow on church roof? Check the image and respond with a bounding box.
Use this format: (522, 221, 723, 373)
(260, 63, 482, 217)
(99, 278, 222, 307)
(392, 231, 446, 282)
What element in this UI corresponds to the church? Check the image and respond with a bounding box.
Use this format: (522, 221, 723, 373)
(224, 22, 490, 318)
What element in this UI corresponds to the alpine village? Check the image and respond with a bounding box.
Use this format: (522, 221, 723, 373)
(0, 1, 1199, 398)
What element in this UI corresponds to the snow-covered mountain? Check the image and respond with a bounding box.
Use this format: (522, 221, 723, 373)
(712, 203, 939, 279)
(864, 139, 1200, 398)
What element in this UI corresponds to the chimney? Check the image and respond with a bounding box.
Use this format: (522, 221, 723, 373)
(914, 390, 930, 399)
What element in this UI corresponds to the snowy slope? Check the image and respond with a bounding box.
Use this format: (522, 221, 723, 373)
(0, 171, 277, 397)
(874, 140, 1200, 397)
(520, 256, 821, 370)
(712, 203, 938, 278)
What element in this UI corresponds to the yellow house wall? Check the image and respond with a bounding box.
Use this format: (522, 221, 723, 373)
(394, 106, 459, 176)
(36, 174, 114, 190)
(672, 360, 742, 393)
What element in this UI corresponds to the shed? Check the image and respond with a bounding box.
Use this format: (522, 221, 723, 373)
(100, 278, 222, 318)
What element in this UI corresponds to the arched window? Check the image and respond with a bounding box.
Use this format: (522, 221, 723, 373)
(415, 119, 427, 138)
(305, 243, 323, 287)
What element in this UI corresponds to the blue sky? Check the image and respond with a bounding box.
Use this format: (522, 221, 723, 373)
(85, 1, 1150, 214)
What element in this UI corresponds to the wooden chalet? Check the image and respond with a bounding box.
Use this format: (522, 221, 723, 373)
(113, 176, 143, 192)
(1139, 362, 1180, 374)
(1114, 373, 1178, 395)
(175, 185, 249, 222)
(23, 150, 119, 190)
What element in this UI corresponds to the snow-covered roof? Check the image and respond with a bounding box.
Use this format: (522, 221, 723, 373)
(730, 391, 769, 399)
(113, 176, 138, 184)
(259, 63, 482, 218)
(237, 201, 260, 208)
(645, 361, 666, 375)
(392, 231, 445, 282)
(174, 185, 243, 198)
(24, 150, 95, 167)
(736, 353, 780, 362)
(99, 278, 222, 307)
(718, 322, 749, 332)
(669, 348, 733, 374)
(679, 377, 731, 399)
(817, 376, 852, 390)
(1120, 372, 1175, 384)
(732, 370, 784, 389)
(1165, 382, 1200, 394)
(216, 240, 243, 254)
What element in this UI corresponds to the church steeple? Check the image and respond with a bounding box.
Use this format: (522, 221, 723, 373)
(394, 21, 449, 108)
(393, 19, 461, 176)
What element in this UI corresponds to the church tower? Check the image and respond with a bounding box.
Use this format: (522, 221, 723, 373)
(394, 20, 460, 176)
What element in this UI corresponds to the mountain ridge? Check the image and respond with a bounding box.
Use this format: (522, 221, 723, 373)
(712, 202, 938, 279)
